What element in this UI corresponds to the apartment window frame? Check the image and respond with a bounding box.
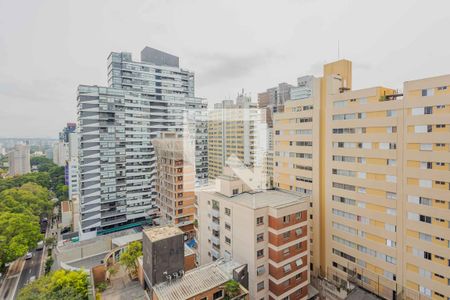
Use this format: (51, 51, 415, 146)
(256, 233, 264, 243)
(256, 216, 264, 226)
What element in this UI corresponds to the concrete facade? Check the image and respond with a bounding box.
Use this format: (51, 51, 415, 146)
(273, 60, 450, 300)
(8, 143, 30, 176)
(197, 169, 310, 300)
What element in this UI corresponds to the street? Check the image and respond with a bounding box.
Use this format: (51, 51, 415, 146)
(0, 249, 44, 300)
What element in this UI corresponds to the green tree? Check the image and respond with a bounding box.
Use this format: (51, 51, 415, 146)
(45, 257, 54, 274)
(48, 166, 65, 190)
(17, 269, 89, 300)
(0, 172, 52, 192)
(96, 282, 108, 292)
(30, 157, 54, 172)
(55, 183, 69, 201)
(45, 236, 57, 248)
(0, 183, 52, 218)
(119, 241, 142, 276)
(224, 280, 240, 299)
(0, 212, 42, 269)
(29, 158, 67, 199)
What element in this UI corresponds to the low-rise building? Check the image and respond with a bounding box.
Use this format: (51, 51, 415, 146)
(197, 168, 310, 300)
(61, 200, 73, 228)
(142, 225, 248, 300)
(152, 260, 249, 300)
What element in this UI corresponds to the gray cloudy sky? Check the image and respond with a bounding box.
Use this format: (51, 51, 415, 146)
(1, 0, 450, 138)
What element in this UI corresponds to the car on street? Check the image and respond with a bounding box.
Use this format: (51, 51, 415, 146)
(25, 252, 33, 260)
(36, 240, 44, 250)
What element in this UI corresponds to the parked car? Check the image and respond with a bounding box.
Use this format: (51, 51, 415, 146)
(25, 252, 33, 260)
(28, 276, 36, 283)
(36, 241, 44, 250)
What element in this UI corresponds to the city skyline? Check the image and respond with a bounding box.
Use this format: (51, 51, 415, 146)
(2, 0, 450, 137)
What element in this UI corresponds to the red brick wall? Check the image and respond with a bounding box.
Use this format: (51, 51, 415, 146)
(268, 225, 307, 246)
(268, 211, 307, 230)
(268, 240, 307, 263)
(184, 253, 196, 271)
(269, 270, 308, 297)
(268, 255, 307, 280)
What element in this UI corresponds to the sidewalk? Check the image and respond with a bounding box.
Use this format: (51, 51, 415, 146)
(0, 259, 25, 300)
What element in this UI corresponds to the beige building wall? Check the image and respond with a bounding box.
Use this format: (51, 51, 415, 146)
(8, 144, 31, 176)
(273, 76, 322, 277)
(402, 75, 450, 300)
(273, 59, 450, 300)
(324, 86, 404, 300)
(207, 98, 269, 186)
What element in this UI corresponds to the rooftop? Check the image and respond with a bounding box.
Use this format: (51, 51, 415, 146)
(112, 232, 143, 248)
(345, 287, 380, 300)
(152, 260, 241, 300)
(202, 186, 308, 209)
(61, 200, 71, 213)
(143, 225, 183, 242)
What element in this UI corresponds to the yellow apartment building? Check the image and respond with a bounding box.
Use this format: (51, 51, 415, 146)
(273, 60, 450, 300)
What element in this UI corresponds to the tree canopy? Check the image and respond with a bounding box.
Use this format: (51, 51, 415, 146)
(0, 181, 53, 268)
(0, 212, 42, 268)
(119, 241, 142, 275)
(17, 269, 89, 300)
(0, 172, 51, 192)
(0, 158, 67, 269)
(0, 182, 52, 218)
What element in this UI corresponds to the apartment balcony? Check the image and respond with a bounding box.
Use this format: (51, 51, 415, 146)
(211, 235, 220, 246)
(211, 209, 220, 218)
(101, 216, 127, 226)
(210, 247, 220, 260)
(101, 210, 127, 218)
(210, 222, 220, 231)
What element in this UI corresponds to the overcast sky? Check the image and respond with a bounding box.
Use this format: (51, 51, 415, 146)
(1, 0, 450, 138)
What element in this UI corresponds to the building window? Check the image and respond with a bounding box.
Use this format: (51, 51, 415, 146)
(422, 88, 434, 97)
(283, 248, 290, 256)
(256, 265, 265, 276)
(256, 233, 264, 243)
(225, 237, 231, 245)
(256, 216, 264, 226)
(295, 228, 303, 236)
(257, 249, 264, 258)
(419, 215, 431, 223)
(257, 281, 265, 291)
(283, 263, 292, 273)
(295, 212, 302, 220)
(225, 208, 231, 216)
(232, 188, 239, 195)
(386, 110, 397, 117)
(212, 290, 223, 300)
(282, 215, 290, 224)
(225, 223, 231, 230)
(419, 285, 431, 297)
(283, 231, 290, 239)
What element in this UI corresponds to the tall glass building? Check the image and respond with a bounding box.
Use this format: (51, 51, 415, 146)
(77, 47, 207, 240)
